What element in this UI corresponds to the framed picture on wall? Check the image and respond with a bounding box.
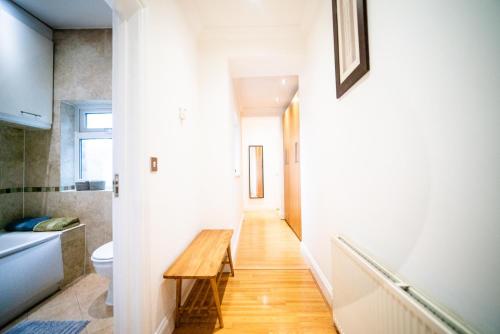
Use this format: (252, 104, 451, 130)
(332, 0, 369, 98)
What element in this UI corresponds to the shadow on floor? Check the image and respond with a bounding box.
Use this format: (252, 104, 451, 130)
(88, 291, 113, 319)
(173, 273, 230, 334)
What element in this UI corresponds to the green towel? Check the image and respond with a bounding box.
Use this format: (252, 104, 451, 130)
(33, 217, 80, 232)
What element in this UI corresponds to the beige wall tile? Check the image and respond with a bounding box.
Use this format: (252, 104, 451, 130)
(53, 30, 112, 101)
(23, 191, 112, 271)
(0, 193, 23, 230)
(60, 103, 76, 187)
(20, 29, 113, 267)
(0, 125, 24, 229)
(61, 225, 87, 287)
(24, 29, 112, 189)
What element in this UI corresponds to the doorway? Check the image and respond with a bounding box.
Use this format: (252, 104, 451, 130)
(236, 75, 302, 244)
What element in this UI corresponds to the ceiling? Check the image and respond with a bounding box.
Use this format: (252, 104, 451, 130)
(180, 1, 310, 118)
(235, 76, 298, 117)
(180, 0, 320, 37)
(182, 1, 311, 118)
(12, 0, 112, 29)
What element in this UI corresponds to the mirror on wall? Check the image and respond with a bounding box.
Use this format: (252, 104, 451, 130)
(249, 145, 264, 199)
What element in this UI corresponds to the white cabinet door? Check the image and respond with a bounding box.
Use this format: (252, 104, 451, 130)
(0, 3, 53, 129)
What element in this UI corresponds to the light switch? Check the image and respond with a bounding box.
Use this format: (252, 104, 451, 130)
(150, 157, 158, 172)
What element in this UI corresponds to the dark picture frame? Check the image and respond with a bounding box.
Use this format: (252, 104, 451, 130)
(332, 0, 369, 98)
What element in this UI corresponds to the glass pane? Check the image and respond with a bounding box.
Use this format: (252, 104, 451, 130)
(86, 113, 112, 129)
(249, 146, 264, 198)
(80, 138, 112, 188)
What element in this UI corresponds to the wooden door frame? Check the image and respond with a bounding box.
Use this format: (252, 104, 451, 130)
(248, 145, 264, 199)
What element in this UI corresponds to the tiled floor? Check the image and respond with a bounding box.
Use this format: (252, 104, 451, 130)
(1, 274, 113, 334)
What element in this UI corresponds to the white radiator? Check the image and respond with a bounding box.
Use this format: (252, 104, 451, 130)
(331, 236, 476, 334)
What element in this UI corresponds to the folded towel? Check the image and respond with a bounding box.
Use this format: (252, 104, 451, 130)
(33, 217, 80, 232)
(5, 216, 51, 231)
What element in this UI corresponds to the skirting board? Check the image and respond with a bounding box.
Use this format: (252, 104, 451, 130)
(154, 314, 173, 334)
(155, 214, 245, 334)
(231, 214, 245, 263)
(154, 278, 196, 334)
(224, 213, 244, 273)
(300, 243, 333, 307)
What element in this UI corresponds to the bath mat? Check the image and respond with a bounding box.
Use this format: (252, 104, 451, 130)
(6, 320, 90, 334)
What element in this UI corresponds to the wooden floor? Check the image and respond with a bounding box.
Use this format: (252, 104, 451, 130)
(236, 211, 307, 269)
(174, 211, 337, 334)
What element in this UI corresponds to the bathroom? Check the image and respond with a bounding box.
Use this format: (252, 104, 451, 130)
(0, 1, 114, 333)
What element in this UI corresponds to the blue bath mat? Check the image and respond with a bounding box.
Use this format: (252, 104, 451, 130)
(6, 320, 90, 334)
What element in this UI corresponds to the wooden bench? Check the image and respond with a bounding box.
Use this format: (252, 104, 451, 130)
(163, 229, 234, 328)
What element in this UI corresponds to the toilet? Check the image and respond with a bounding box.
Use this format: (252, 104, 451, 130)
(91, 241, 113, 306)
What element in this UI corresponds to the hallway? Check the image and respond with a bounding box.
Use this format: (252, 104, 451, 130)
(236, 211, 307, 270)
(175, 211, 337, 333)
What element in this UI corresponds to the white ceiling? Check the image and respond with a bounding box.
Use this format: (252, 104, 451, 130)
(182, 1, 311, 118)
(12, 0, 112, 29)
(229, 56, 303, 79)
(235, 76, 298, 117)
(180, 0, 320, 38)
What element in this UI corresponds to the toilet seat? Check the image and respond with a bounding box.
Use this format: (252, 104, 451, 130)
(92, 241, 113, 261)
(91, 241, 114, 306)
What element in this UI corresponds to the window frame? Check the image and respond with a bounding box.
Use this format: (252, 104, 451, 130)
(74, 103, 112, 184)
(78, 105, 113, 132)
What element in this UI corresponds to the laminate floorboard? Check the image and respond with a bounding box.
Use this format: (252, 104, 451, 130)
(174, 211, 337, 334)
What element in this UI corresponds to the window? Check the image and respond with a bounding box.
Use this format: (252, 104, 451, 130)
(75, 104, 112, 189)
(83, 112, 112, 130)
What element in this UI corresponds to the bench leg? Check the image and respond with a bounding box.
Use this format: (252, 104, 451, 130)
(175, 278, 182, 327)
(227, 245, 235, 277)
(209, 277, 224, 328)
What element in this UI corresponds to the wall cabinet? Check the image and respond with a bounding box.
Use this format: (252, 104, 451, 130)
(283, 94, 301, 240)
(0, 0, 53, 129)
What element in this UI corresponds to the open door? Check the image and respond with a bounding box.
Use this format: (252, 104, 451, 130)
(282, 93, 301, 240)
(111, 1, 151, 333)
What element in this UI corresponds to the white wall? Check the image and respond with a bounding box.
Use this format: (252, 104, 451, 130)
(196, 28, 304, 222)
(241, 116, 284, 213)
(142, 1, 203, 332)
(300, 1, 500, 333)
(197, 39, 243, 236)
(114, 3, 307, 331)
(196, 34, 304, 230)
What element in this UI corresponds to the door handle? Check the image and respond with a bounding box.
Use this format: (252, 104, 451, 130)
(20, 110, 41, 118)
(294, 142, 299, 163)
(113, 174, 119, 198)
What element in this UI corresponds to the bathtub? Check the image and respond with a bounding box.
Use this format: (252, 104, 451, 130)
(0, 231, 64, 327)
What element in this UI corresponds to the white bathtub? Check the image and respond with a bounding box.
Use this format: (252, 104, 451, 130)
(0, 231, 64, 327)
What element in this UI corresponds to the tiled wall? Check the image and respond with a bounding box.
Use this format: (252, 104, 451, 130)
(0, 125, 24, 230)
(0, 29, 113, 271)
(25, 191, 111, 273)
(25, 29, 113, 271)
(60, 103, 76, 188)
(60, 224, 86, 287)
(25, 29, 112, 189)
